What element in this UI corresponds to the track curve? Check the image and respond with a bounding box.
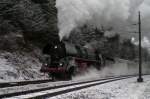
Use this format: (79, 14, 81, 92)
(1, 75, 137, 99)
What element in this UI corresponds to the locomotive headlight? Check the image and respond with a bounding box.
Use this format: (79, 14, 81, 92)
(59, 63, 63, 66)
(44, 63, 48, 66)
(54, 45, 58, 49)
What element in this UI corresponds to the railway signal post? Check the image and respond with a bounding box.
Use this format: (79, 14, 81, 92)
(137, 11, 143, 82)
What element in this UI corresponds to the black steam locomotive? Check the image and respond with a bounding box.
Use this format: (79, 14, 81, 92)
(40, 41, 104, 80)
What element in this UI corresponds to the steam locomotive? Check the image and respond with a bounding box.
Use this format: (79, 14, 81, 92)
(40, 40, 105, 80)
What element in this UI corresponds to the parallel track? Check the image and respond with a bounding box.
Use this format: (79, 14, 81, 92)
(0, 75, 137, 99)
(0, 79, 53, 88)
(33, 76, 134, 99)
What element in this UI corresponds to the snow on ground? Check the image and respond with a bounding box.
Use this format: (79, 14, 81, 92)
(0, 58, 17, 82)
(0, 51, 48, 82)
(49, 75, 150, 99)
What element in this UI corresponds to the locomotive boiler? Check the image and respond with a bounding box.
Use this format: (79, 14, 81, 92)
(40, 41, 104, 80)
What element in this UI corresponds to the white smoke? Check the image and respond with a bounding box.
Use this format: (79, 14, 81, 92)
(56, 0, 146, 40)
(132, 36, 150, 52)
(72, 59, 150, 81)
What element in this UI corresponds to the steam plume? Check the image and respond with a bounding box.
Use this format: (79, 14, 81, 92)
(56, 0, 146, 40)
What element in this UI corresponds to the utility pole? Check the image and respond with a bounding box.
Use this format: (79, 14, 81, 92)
(137, 11, 143, 82)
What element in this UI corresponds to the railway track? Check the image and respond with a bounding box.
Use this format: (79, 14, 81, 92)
(0, 79, 53, 88)
(0, 75, 137, 99)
